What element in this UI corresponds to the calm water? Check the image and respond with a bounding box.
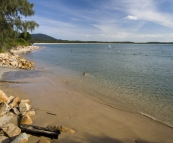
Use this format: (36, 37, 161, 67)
(26, 43, 173, 127)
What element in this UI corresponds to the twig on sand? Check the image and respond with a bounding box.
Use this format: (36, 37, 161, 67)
(47, 112, 57, 116)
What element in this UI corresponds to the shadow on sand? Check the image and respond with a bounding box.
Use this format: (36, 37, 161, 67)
(51, 134, 162, 143)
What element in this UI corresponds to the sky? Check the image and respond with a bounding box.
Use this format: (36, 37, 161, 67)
(27, 0, 173, 42)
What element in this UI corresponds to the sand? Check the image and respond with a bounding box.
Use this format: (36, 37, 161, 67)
(10, 46, 40, 54)
(1, 69, 173, 143)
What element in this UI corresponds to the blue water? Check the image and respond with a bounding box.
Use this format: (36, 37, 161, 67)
(26, 43, 173, 127)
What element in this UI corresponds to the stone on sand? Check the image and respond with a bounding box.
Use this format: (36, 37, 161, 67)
(0, 90, 10, 104)
(19, 102, 31, 113)
(20, 113, 33, 125)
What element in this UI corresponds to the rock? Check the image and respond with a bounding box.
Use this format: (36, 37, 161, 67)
(11, 133, 28, 143)
(10, 61, 18, 67)
(0, 53, 5, 58)
(22, 110, 35, 116)
(9, 97, 21, 108)
(48, 125, 75, 134)
(18, 63, 22, 68)
(9, 95, 15, 101)
(0, 113, 14, 126)
(0, 90, 10, 103)
(9, 57, 16, 62)
(0, 135, 11, 143)
(26, 110, 35, 116)
(19, 102, 31, 113)
(37, 139, 50, 143)
(0, 102, 10, 116)
(20, 58, 26, 63)
(2, 123, 21, 137)
(20, 113, 33, 125)
(12, 107, 20, 115)
(60, 126, 75, 133)
(21, 99, 30, 104)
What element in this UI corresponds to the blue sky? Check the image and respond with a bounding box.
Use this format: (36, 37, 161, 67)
(28, 0, 173, 42)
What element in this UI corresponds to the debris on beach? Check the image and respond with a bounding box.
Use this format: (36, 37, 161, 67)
(0, 89, 75, 142)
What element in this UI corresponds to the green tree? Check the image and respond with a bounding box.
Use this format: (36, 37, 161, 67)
(19, 32, 31, 41)
(0, 0, 39, 51)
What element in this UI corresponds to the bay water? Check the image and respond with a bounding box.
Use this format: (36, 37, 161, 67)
(25, 43, 173, 127)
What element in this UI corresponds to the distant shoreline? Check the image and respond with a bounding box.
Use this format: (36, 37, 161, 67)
(34, 42, 173, 44)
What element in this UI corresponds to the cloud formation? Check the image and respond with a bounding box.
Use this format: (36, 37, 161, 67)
(28, 0, 173, 42)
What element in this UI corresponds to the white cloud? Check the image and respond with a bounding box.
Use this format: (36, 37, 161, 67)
(121, 0, 173, 28)
(126, 15, 138, 20)
(29, 0, 173, 42)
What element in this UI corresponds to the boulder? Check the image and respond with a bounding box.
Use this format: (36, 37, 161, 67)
(0, 113, 14, 126)
(0, 102, 10, 116)
(2, 123, 21, 137)
(10, 61, 18, 67)
(20, 58, 26, 63)
(48, 125, 75, 134)
(9, 95, 15, 101)
(21, 99, 30, 104)
(26, 110, 35, 116)
(0, 90, 10, 103)
(12, 107, 20, 115)
(9, 97, 21, 108)
(60, 126, 75, 133)
(11, 133, 28, 143)
(20, 113, 33, 125)
(19, 102, 31, 113)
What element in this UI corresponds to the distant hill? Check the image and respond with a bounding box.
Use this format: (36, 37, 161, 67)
(30, 33, 173, 44)
(31, 33, 62, 43)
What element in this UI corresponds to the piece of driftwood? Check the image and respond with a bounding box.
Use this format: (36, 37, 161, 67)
(47, 112, 57, 116)
(20, 124, 60, 139)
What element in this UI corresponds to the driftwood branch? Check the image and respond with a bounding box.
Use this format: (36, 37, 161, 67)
(47, 112, 57, 116)
(19, 124, 60, 139)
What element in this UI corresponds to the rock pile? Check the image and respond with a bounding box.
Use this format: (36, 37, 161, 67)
(0, 89, 75, 143)
(0, 52, 34, 70)
(0, 89, 34, 142)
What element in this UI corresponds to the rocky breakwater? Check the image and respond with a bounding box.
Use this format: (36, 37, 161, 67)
(0, 89, 75, 143)
(0, 52, 34, 70)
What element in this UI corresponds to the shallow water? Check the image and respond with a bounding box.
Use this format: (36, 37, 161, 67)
(23, 43, 173, 127)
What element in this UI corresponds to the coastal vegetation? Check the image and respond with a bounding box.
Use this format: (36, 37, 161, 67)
(0, 0, 39, 53)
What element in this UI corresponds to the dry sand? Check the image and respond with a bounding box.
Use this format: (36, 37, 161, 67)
(10, 46, 40, 54)
(1, 71, 173, 143)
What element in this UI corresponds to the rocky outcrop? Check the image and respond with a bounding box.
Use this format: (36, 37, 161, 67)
(0, 89, 75, 142)
(0, 52, 35, 70)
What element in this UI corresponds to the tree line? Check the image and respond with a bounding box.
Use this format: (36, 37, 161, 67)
(0, 0, 39, 52)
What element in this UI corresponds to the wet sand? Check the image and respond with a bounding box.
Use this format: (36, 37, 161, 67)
(1, 70, 173, 143)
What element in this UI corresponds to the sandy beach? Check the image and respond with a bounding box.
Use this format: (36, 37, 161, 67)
(0, 69, 173, 143)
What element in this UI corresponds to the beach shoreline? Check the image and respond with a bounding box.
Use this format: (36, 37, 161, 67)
(1, 69, 173, 143)
(0, 45, 173, 142)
